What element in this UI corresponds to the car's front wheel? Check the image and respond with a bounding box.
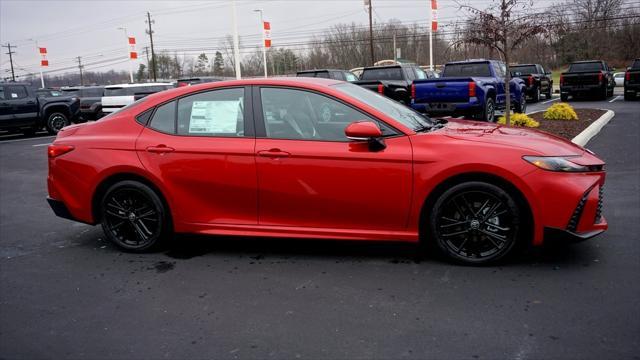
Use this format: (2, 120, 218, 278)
(46, 112, 69, 135)
(428, 181, 522, 265)
(100, 180, 170, 252)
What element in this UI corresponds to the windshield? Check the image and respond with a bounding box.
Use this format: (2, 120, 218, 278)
(360, 67, 403, 81)
(511, 65, 537, 75)
(333, 82, 433, 131)
(444, 63, 492, 77)
(568, 62, 603, 72)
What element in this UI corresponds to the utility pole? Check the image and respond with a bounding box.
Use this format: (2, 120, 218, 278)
(144, 46, 151, 81)
(76, 56, 84, 85)
(231, 0, 242, 79)
(2, 43, 16, 81)
(146, 12, 157, 82)
(367, 0, 374, 65)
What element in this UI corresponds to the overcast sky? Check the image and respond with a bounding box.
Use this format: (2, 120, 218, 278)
(1, 0, 553, 78)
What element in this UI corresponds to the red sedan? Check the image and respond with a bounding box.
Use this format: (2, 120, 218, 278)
(47, 78, 607, 264)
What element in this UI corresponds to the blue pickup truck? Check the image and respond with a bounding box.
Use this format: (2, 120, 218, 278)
(410, 60, 527, 121)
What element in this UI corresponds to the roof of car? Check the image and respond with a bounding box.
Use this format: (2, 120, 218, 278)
(0, 82, 30, 86)
(446, 59, 495, 65)
(570, 60, 603, 63)
(361, 64, 417, 70)
(511, 64, 538, 67)
(297, 69, 347, 73)
(104, 82, 172, 88)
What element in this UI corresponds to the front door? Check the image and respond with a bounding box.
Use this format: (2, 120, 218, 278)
(254, 86, 413, 231)
(135, 86, 258, 226)
(0, 85, 38, 126)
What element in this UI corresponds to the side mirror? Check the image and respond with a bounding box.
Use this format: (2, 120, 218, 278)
(344, 121, 385, 151)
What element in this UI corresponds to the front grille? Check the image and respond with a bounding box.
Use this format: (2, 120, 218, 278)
(595, 185, 604, 223)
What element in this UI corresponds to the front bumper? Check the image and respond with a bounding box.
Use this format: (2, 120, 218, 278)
(543, 227, 605, 243)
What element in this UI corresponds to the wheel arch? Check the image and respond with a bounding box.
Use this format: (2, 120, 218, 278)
(91, 172, 173, 227)
(42, 104, 71, 119)
(418, 171, 535, 246)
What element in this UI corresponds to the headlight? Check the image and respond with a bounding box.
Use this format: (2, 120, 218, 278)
(523, 156, 604, 172)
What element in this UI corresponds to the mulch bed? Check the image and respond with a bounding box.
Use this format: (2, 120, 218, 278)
(528, 108, 607, 140)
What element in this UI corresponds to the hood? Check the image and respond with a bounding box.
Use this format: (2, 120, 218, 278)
(433, 119, 586, 156)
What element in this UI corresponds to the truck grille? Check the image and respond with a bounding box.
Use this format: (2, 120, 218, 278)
(595, 185, 604, 223)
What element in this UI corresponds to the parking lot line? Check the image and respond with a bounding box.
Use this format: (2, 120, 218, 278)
(541, 97, 560, 104)
(0, 135, 55, 144)
(609, 95, 621, 103)
(32, 143, 52, 147)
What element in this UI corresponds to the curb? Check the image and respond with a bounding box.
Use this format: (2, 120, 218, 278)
(571, 109, 615, 147)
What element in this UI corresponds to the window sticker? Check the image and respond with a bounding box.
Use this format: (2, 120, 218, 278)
(11, 93, 18, 98)
(189, 100, 241, 134)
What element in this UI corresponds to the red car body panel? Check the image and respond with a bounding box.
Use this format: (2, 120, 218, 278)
(47, 78, 608, 246)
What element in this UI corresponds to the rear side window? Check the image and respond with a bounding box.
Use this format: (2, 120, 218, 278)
(177, 88, 245, 137)
(344, 72, 358, 82)
(149, 101, 176, 134)
(315, 72, 330, 79)
(4, 85, 28, 99)
(443, 63, 492, 77)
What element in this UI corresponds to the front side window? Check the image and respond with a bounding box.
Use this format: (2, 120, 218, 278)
(260, 87, 394, 141)
(344, 72, 358, 82)
(149, 101, 176, 134)
(177, 88, 245, 137)
(414, 67, 428, 79)
(5, 86, 28, 99)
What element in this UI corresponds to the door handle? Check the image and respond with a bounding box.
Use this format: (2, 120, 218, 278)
(257, 148, 291, 158)
(146, 145, 175, 154)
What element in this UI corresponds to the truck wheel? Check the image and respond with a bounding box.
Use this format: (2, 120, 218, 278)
(600, 86, 608, 100)
(46, 112, 69, 135)
(561, 93, 569, 102)
(546, 86, 553, 99)
(476, 97, 495, 122)
(624, 92, 635, 101)
(515, 93, 527, 113)
(532, 87, 540, 102)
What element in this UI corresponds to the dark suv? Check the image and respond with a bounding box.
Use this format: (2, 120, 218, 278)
(60, 86, 104, 120)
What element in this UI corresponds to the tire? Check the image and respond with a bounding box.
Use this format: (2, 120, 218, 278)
(46, 112, 70, 135)
(561, 93, 569, 102)
(624, 92, 635, 101)
(476, 97, 495, 122)
(100, 180, 170, 252)
(428, 181, 522, 265)
(599, 86, 608, 100)
(546, 85, 553, 99)
(532, 87, 540, 102)
(515, 92, 527, 113)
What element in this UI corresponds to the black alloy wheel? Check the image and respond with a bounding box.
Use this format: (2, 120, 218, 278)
(546, 85, 553, 99)
(101, 181, 169, 252)
(515, 93, 527, 113)
(429, 182, 521, 264)
(532, 86, 540, 102)
(481, 97, 495, 122)
(46, 112, 69, 135)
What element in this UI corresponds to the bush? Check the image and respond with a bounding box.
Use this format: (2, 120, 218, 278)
(497, 113, 540, 128)
(543, 103, 578, 121)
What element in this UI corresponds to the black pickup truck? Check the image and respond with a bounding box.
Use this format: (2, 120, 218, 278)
(0, 82, 80, 135)
(624, 58, 640, 101)
(354, 64, 433, 104)
(511, 63, 553, 102)
(560, 60, 615, 101)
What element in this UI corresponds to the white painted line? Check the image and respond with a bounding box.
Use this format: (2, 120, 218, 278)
(572, 109, 615, 147)
(0, 135, 55, 145)
(608, 96, 621, 103)
(541, 97, 560, 104)
(32, 143, 52, 147)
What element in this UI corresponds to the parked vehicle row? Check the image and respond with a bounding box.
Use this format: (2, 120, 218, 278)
(0, 82, 80, 135)
(296, 69, 358, 82)
(624, 58, 640, 100)
(354, 63, 435, 105)
(60, 86, 105, 120)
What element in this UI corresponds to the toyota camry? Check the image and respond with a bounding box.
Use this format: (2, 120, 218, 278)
(46, 78, 607, 264)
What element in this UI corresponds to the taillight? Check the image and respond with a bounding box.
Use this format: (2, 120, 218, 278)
(626, 71, 631, 81)
(411, 83, 416, 99)
(468, 81, 476, 97)
(377, 84, 384, 94)
(528, 75, 534, 86)
(560, 75, 564, 86)
(48, 144, 74, 158)
(598, 72, 603, 83)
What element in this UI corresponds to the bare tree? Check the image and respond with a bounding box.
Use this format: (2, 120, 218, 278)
(455, 0, 547, 125)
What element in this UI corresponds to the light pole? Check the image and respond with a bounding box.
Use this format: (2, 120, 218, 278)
(253, 9, 268, 78)
(231, 0, 242, 79)
(28, 38, 45, 88)
(117, 27, 134, 83)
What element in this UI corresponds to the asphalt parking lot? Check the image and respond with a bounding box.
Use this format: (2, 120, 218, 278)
(0, 94, 638, 359)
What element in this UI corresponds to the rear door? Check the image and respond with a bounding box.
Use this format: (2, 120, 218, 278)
(136, 86, 258, 226)
(253, 86, 412, 231)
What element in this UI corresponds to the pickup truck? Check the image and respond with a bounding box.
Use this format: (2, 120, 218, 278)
(510, 63, 553, 102)
(560, 60, 615, 101)
(410, 59, 527, 122)
(354, 64, 433, 104)
(60, 86, 105, 120)
(624, 58, 640, 101)
(0, 82, 80, 135)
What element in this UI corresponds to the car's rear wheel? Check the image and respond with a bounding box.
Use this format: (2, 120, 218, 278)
(515, 92, 527, 113)
(546, 85, 553, 99)
(46, 112, 69, 135)
(561, 93, 569, 101)
(532, 87, 540, 102)
(100, 181, 170, 252)
(428, 181, 521, 265)
(477, 97, 495, 122)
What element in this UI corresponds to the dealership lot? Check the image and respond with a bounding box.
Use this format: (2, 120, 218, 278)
(0, 98, 638, 359)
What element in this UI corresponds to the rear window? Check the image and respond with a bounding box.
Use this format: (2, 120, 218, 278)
(568, 62, 603, 72)
(443, 63, 492, 77)
(511, 65, 537, 75)
(360, 67, 403, 81)
(632, 60, 640, 69)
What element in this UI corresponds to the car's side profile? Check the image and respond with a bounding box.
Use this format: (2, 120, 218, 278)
(47, 78, 607, 264)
